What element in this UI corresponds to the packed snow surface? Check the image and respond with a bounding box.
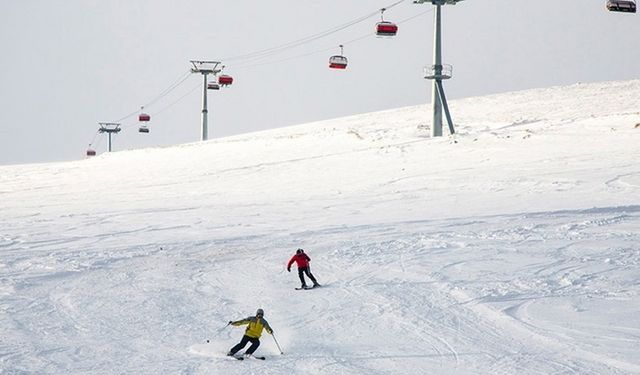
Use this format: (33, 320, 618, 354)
(1, 80, 640, 374)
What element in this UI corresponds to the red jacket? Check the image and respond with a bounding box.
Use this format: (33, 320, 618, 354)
(287, 253, 311, 269)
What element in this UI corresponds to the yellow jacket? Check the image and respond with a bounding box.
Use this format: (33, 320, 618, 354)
(231, 316, 273, 339)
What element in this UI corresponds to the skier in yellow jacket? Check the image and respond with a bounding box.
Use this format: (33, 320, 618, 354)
(227, 308, 273, 358)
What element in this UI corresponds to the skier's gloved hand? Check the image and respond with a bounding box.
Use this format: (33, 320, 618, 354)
(287, 268, 291, 272)
(228, 321, 233, 325)
(267, 328, 273, 334)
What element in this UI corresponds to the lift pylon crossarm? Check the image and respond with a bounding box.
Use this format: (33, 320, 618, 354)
(97, 122, 121, 152)
(414, 0, 465, 4)
(190, 60, 223, 74)
(98, 122, 122, 132)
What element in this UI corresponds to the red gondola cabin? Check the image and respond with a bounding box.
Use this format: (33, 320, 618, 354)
(139, 113, 151, 122)
(329, 55, 348, 69)
(376, 21, 398, 37)
(86, 149, 96, 156)
(218, 75, 234, 86)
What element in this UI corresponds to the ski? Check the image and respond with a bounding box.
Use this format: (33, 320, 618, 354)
(233, 355, 265, 360)
(295, 285, 321, 290)
(227, 354, 265, 360)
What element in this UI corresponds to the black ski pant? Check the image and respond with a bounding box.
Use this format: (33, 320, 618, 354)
(229, 335, 260, 355)
(298, 266, 318, 287)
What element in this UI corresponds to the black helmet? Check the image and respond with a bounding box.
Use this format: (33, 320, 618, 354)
(296, 248, 304, 254)
(256, 308, 264, 317)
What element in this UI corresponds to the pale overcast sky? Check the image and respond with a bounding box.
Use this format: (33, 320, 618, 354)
(0, 0, 638, 165)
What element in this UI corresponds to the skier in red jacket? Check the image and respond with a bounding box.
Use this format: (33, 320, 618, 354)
(287, 249, 320, 289)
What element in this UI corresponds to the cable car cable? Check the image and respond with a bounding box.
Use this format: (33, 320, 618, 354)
(221, 13, 378, 63)
(109, 81, 201, 135)
(112, 70, 192, 123)
(143, 71, 193, 108)
(88, 130, 100, 147)
(221, 0, 407, 63)
(153, 82, 202, 116)
(230, 7, 433, 71)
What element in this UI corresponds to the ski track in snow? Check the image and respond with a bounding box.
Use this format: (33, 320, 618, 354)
(1, 209, 638, 374)
(1, 80, 640, 374)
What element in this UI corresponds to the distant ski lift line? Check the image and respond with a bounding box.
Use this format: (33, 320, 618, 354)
(102, 0, 409, 130)
(84, 1, 432, 153)
(89, 1, 428, 152)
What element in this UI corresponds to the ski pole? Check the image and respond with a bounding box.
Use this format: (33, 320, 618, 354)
(271, 333, 284, 354)
(206, 322, 231, 343)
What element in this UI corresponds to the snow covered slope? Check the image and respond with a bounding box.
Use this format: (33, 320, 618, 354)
(1, 80, 639, 374)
